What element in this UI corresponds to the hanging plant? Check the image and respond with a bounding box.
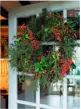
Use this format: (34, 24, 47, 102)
(9, 9, 79, 89)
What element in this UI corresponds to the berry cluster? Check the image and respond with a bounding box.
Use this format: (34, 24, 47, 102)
(37, 53, 43, 61)
(28, 29, 40, 50)
(51, 27, 61, 41)
(62, 24, 69, 31)
(60, 58, 73, 76)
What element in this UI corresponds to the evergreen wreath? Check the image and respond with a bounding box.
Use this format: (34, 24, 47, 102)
(10, 9, 79, 88)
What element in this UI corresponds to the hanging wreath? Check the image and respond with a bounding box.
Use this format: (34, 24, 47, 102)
(10, 9, 79, 88)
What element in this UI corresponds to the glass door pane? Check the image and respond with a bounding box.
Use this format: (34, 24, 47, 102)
(17, 75, 36, 103)
(18, 104, 36, 109)
(67, 79, 80, 109)
(40, 80, 63, 108)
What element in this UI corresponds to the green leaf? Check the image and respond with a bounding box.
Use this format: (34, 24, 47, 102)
(25, 34, 29, 39)
(52, 52, 59, 60)
(40, 56, 46, 64)
(76, 69, 80, 75)
(71, 63, 76, 69)
(35, 63, 40, 72)
(16, 37, 21, 42)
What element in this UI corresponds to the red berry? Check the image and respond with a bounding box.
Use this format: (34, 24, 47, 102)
(21, 24, 26, 29)
(34, 74, 39, 79)
(32, 66, 35, 71)
(74, 33, 77, 38)
(37, 56, 41, 61)
(28, 29, 33, 37)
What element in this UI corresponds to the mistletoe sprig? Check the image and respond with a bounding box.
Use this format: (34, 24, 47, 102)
(10, 9, 79, 88)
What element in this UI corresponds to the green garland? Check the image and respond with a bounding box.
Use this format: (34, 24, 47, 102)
(9, 9, 79, 89)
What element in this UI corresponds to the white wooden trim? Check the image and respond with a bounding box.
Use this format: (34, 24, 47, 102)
(8, 67, 17, 109)
(17, 100, 37, 107)
(35, 11, 40, 109)
(63, 78, 67, 109)
(40, 104, 62, 109)
(9, 14, 17, 109)
(17, 72, 80, 79)
(17, 72, 34, 77)
(66, 75, 80, 80)
(9, 1, 79, 18)
(36, 80, 40, 109)
(41, 42, 58, 46)
(63, 9, 67, 23)
(17, 100, 62, 109)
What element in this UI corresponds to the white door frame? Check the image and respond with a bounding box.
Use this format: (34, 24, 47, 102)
(9, 1, 80, 109)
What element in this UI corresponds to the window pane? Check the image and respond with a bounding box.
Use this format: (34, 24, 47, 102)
(40, 80, 63, 108)
(17, 75, 36, 103)
(67, 79, 80, 109)
(67, 9, 80, 40)
(67, 9, 80, 17)
(18, 104, 36, 109)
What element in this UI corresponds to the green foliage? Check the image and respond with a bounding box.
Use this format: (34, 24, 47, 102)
(9, 8, 79, 89)
(67, 15, 80, 29)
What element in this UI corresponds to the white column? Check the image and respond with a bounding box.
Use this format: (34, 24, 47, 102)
(63, 78, 67, 109)
(9, 14, 17, 109)
(63, 9, 67, 23)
